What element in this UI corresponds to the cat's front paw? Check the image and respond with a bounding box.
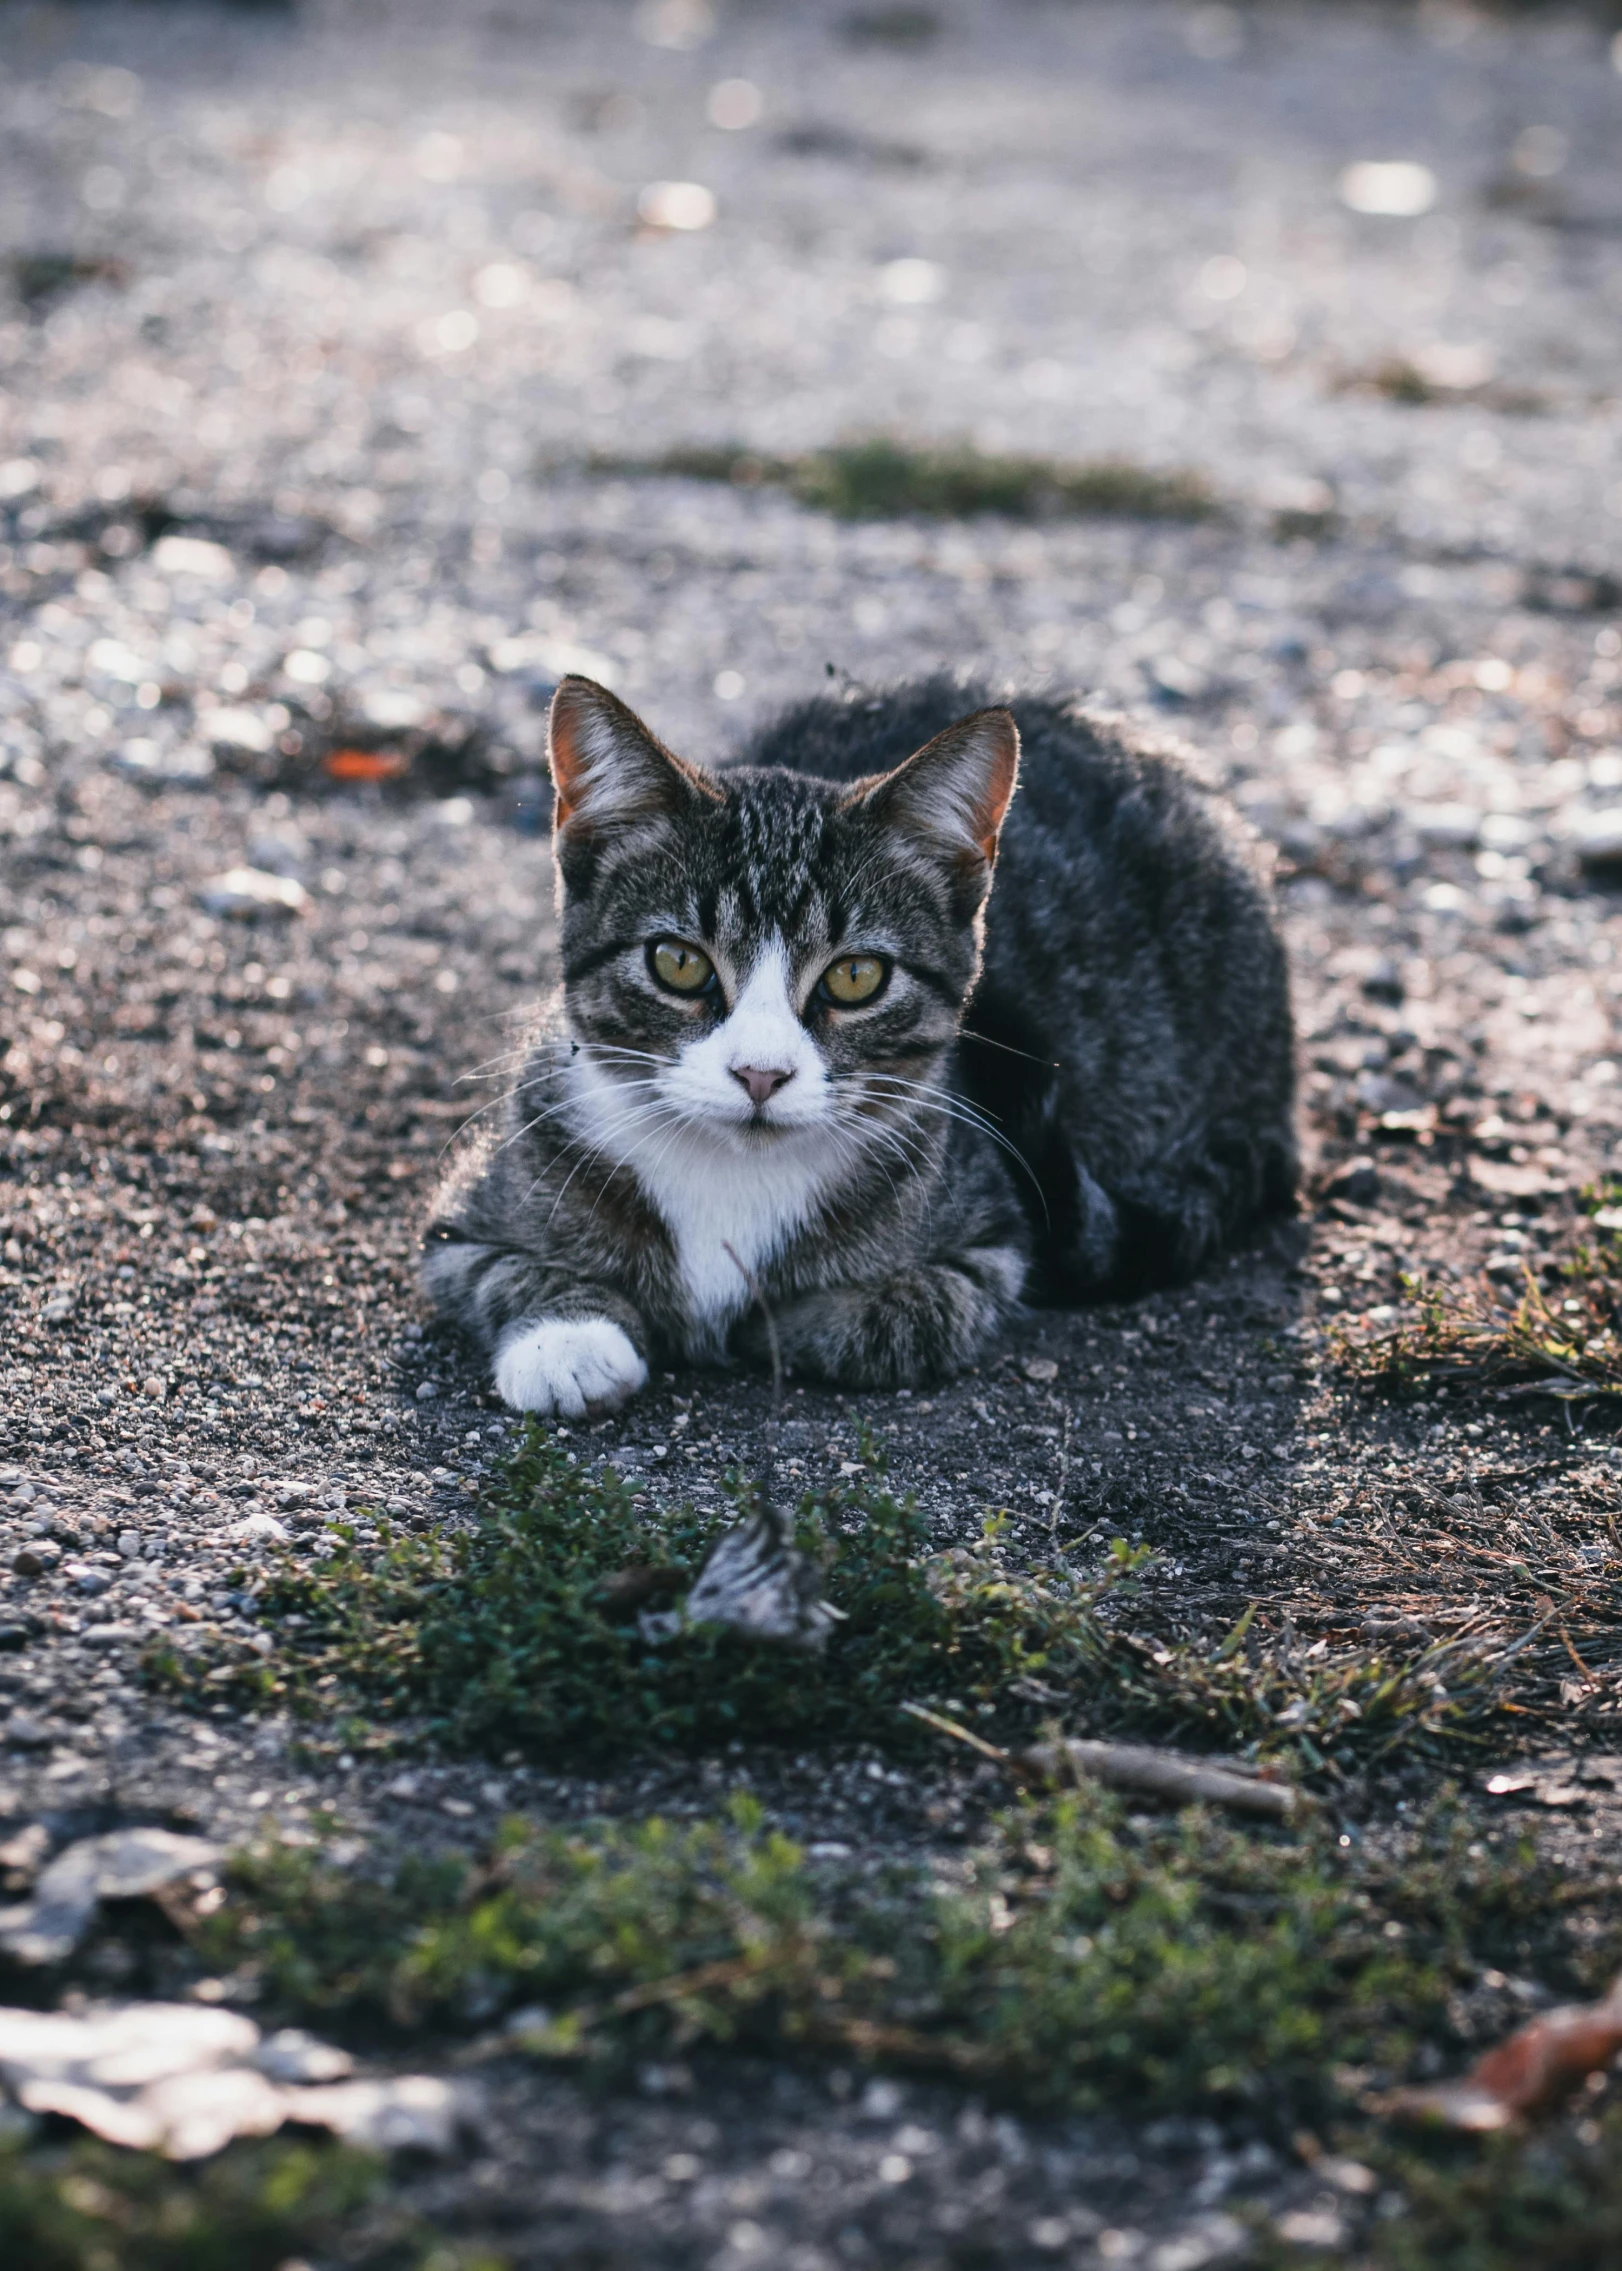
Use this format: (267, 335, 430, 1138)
(493, 1318, 648, 1418)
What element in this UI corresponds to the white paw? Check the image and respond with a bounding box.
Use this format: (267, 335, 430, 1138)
(493, 1317, 648, 1419)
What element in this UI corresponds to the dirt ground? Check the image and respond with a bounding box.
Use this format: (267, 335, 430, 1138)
(4, 1, 1622, 2263)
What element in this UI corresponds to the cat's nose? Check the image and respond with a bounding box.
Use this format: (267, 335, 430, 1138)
(731, 1064, 794, 1109)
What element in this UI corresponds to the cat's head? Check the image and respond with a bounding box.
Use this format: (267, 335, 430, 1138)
(545, 676, 1018, 1145)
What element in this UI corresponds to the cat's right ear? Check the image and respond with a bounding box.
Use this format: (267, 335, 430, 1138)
(548, 677, 720, 836)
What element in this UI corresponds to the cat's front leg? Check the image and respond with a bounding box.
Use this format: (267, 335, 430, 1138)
(493, 1310, 650, 1418)
(422, 1230, 650, 1418)
(746, 1245, 1025, 1391)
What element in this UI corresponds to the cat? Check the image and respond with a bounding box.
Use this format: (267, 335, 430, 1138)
(422, 673, 1296, 1416)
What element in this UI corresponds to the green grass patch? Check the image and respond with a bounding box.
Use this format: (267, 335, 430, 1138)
(147, 1433, 1509, 1773)
(0, 2135, 495, 2271)
(1347, 2113, 1622, 2271)
(149, 1438, 1131, 1757)
(595, 436, 1218, 522)
(1339, 1181, 1622, 1405)
(200, 1788, 1610, 2130)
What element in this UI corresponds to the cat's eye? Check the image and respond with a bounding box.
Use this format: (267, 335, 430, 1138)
(648, 939, 715, 995)
(819, 954, 889, 1007)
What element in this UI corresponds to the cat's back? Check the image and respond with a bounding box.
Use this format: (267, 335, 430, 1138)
(734, 676, 1241, 893)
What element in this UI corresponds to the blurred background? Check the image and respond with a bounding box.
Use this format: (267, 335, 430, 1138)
(2, 0, 1622, 1153)
(1, 0, 1619, 751)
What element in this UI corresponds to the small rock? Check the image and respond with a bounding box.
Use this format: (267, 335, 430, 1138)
(1324, 1160, 1379, 1206)
(1405, 802, 1481, 849)
(1021, 1355, 1059, 1383)
(416, 1381, 439, 1402)
(198, 867, 309, 919)
(3, 1714, 52, 1750)
(141, 1376, 166, 1401)
(83, 1624, 140, 1649)
(234, 1512, 289, 1544)
(246, 833, 308, 879)
(206, 706, 275, 756)
(151, 534, 234, 580)
(1360, 956, 1403, 1004)
(117, 1530, 141, 1559)
(11, 1545, 58, 1578)
(1574, 810, 1622, 875)
(252, 2028, 354, 2085)
(0, 1626, 31, 1653)
(112, 738, 215, 787)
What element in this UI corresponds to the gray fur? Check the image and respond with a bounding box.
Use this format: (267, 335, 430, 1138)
(424, 675, 1295, 1408)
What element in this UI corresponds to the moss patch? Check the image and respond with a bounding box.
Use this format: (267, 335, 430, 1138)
(149, 1437, 1130, 1757)
(0, 2136, 491, 2271)
(594, 437, 1218, 523)
(148, 1432, 1509, 1773)
(200, 1788, 1606, 2129)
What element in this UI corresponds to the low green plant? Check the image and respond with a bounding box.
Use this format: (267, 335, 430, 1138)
(1339, 1182, 1622, 1403)
(148, 1433, 1509, 1772)
(201, 1788, 1607, 2128)
(149, 1437, 1125, 1758)
(1260, 2112, 1622, 2271)
(1360, 2115, 1622, 2271)
(596, 437, 1218, 522)
(0, 2135, 494, 2271)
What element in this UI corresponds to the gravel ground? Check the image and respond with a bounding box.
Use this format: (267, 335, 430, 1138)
(4, 1, 1622, 2262)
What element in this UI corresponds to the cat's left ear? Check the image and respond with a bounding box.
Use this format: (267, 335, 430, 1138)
(848, 707, 1020, 876)
(548, 676, 721, 836)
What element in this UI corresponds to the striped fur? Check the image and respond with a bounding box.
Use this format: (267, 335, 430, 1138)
(424, 676, 1295, 1414)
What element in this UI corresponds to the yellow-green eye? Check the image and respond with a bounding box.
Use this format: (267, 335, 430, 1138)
(649, 939, 714, 995)
(821, 954, 888, 1006)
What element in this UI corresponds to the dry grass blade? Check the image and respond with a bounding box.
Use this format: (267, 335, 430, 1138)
(1340, 1222, 1622, 1403)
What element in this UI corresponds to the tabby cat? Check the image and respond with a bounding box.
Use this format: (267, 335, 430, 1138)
(423, 674, 1295, 1414)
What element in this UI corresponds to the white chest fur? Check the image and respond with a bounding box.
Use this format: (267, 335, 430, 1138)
(564, 1052, 840, 1351)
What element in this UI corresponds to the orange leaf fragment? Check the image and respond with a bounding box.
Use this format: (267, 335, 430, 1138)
(323, 747, 411, 783)
(1386, 1978, 1622, 2130)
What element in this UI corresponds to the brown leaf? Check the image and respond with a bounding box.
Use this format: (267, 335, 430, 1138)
(1385, 1979, 1622, 2129)
(323, 747, 411, 783)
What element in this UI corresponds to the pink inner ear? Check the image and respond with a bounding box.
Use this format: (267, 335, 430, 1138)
(547, 678, 609, 827)
(972, 725, 1020, 861)
(548, 675, 725, 835)
(869, 709, 1020, 867)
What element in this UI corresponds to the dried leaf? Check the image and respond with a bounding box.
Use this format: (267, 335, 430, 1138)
(0, 1828, 219, 1966)
(284, 2074, 472, 2153)
(683, 1510, 840, 1648)
(323, 746, 411, 783)
(0, 2002, 474, 2161)
(1385, 1978, 1622, 2129)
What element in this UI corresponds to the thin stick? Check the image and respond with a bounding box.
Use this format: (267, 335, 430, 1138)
(900, 1702, 1310, 1819)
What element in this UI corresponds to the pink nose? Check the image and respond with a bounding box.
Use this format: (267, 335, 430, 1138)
(731, 1065, 794, 1109)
